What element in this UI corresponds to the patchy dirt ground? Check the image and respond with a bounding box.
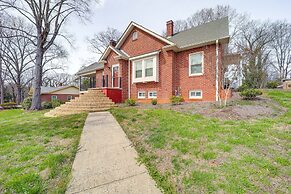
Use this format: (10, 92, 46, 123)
(124, 92, 286, 120)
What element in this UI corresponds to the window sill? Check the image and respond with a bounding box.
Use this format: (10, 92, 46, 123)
(189, 73, 204, 77)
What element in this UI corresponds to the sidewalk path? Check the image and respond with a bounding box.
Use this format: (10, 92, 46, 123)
(66, 112, 162, 194)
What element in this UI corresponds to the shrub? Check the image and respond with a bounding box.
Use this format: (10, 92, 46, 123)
(266, 81, 279, 89)
(0, 102, 17, 109)
(22, 97, 32, 110)
(41, 101, 52, 109)
(237, 83, 250, 92)
(51, 99, 62, 108)
(240, 89, 262, 100)
(170, 96, 184, 105)
(151, 99, 157, 105)
(125, 98, 136, 106)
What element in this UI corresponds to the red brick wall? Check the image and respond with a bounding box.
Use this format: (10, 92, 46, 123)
(175, 44, 221, 102)
(96, 69, 104, 88)
(120, 26, 167, 57)
(41, 94, 78, 102)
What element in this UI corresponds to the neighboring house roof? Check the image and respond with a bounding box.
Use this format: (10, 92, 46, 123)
(41, 86, 79, 94)
(76, 62, 104, 76)
(168, 17, 229, 49)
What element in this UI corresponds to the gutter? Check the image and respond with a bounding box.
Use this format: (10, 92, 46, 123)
(215, 39, 219, 102)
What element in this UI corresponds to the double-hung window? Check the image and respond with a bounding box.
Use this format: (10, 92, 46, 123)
(135, 61, 142, 78)
(51, 95, 57, 101)
(189, 52, 203, 76)
(132, 55, 158, 83)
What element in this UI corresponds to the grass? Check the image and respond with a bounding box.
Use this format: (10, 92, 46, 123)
(0, 109, 87, 193)
(111, 90, 291, 193)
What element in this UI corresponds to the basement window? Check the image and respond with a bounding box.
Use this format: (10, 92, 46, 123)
(138, 91, 146, 99)
(189, 90, 202, 99)
(132, 31, 138, 40)
(148, 91, 157, 99)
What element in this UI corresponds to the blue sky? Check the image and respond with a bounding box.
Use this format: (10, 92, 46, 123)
(65, 0, 291, 74)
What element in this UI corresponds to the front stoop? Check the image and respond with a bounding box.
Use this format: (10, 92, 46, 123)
(44, 89, 117, 117)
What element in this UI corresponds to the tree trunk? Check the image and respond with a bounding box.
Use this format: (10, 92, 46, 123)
(16, 84, 22, 105)
(0, 57, 4, 104)
(30, 43, 44, 110)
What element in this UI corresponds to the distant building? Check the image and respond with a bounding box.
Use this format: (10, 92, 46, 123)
(40, 86, 79, 102)
(282, 79, 291, 90)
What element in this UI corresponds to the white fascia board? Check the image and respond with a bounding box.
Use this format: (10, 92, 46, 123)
(129, 50, 160, 61)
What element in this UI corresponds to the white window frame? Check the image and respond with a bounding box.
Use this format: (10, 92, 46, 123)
(111, 64, 119, 88)
(189, 51, 204, 76)
(67, 95, 73, 101)
(132, 55, 158, 83)
(51, 95, 58, 101)
(138, 91, 146, 99)
(132, 31, 138, 40)
(148, 91, 157, 99)
(189, 90, 203, 99)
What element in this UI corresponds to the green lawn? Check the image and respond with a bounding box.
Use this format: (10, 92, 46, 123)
(0, 110, 87, 193)
(111, 90, 291, 193)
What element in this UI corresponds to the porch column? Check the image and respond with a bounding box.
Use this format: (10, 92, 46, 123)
(79, 76, 82, 91)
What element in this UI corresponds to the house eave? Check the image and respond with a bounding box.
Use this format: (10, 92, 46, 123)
(129, 50, 160, 61)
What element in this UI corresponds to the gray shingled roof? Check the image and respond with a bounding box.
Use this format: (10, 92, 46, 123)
(169, 17, 229, 48)
(76, 62, 104, 76)
(41, 86, 78, 94)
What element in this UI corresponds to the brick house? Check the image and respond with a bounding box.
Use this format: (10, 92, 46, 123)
(77, 18, 230, 103)
(40, 86, 79, 102)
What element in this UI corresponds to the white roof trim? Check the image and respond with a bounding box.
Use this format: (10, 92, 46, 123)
(116, 22, 175, 49)
(98, 46, 129, 62)
(129, 50, 160, 61)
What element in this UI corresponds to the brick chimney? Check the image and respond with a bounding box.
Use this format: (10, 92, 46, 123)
(109, 40, 116, 47)
(166, 20, 174, 37)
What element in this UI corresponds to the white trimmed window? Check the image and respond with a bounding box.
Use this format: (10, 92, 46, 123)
(132, 55, 158, 83)
(189, 52, 203, 76)
(67, 95, 73, 100)
(138, 91, 146, 99)
(51, 95, 57, 101)
(132, 31, 138, 40)
(189, 90, 202, 99)
(148, 91, 157, 99)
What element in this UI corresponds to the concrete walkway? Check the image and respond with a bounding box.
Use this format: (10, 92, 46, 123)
(66, 112, 162, 194)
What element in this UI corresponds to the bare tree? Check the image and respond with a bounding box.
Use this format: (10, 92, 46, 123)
(88, 27, 122, 54)
(42, 72, 76, 87)
(270, 21, 291, 80)
(0, 0, 99, 110)
(236, 21, 273, 88)
(0, 18, 35, 104)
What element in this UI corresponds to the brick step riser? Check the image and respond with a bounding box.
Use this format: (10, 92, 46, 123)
(57, 105, 115, 109)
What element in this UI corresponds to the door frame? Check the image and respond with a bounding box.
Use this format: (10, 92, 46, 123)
(111, 64, 120, 88)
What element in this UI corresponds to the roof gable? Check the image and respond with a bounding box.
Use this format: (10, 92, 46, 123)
(99, 45, 129, 62)
(115, 22, 175, 49)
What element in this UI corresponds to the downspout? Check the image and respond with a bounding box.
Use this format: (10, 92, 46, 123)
(215, 40, 219, 101)
(128, 60, 131, 99)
